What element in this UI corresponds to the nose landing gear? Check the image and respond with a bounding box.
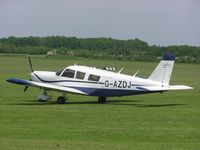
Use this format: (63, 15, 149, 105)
(38, 90, 52, 102)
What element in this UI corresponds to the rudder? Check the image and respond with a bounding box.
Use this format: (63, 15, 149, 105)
(148, 54, 175, 85)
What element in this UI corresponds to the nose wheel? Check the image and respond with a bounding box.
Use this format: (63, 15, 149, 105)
(57, 96, 67, 104)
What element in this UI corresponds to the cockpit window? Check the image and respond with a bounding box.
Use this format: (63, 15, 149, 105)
(76, 71, 85, 80)
(88, 74, 100, 81)
(62, 69, 75, 78)
(56, 69, 64, 76)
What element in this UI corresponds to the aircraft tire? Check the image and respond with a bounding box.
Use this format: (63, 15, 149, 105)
(98, 96, 106, 103)
(57, 96, 66, 104)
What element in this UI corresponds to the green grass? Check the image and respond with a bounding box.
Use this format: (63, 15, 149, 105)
(0, 55, 200, 150)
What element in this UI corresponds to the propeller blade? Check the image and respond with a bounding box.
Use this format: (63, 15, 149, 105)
(24, 86, 29, 92)
(28, 56, 33, 72)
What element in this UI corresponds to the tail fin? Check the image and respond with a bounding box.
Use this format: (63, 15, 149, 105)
(148, 54, 175, 85)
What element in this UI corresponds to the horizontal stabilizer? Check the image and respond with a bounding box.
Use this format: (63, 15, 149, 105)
(167, 85, 193, 90)
(136, 85, 193, 92)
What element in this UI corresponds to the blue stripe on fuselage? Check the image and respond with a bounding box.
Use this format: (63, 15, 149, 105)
(7, 78, 158, 97)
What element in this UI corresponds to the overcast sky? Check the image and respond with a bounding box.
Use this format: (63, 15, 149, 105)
(0, 0, 199, 46)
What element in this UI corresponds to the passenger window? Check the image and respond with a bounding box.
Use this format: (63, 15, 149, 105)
(62, 69, 75, 78)
(76, 71, 85, 80)
(88, 74, 100, 81)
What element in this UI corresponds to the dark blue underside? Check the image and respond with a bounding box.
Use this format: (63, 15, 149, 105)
(73, 87, 154, 97)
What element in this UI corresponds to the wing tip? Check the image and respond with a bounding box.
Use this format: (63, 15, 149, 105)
(7, 78, 30, 85)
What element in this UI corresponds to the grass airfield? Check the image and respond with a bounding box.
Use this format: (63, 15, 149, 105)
(0, 55, 200, 150)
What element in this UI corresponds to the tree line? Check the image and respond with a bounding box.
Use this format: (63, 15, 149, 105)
(0, 36, 199, 63)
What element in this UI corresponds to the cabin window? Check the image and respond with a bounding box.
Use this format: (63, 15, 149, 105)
(88, 74, 100, 81)
(62, 69, 75, 78)
(76, 71, 85, 80)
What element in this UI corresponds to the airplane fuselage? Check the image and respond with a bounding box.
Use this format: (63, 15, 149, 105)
(30, 65, 163, 97)
(7, 54, 193, 104)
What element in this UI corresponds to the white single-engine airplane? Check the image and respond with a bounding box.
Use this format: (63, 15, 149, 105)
(7, 54, 193, 104)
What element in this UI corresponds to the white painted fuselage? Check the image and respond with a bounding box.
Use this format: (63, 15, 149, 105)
(30, 65, 166, 97)
(7, 54, 193, 103)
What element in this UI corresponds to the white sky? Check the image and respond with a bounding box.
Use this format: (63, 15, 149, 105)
(0, 0, 200, 46)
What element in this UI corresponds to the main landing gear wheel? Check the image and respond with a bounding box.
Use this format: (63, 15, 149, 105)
(98, 96, 107, 103)
(57, 96, 66, 104)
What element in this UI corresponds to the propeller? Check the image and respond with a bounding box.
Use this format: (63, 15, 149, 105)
(28, 56, 34, 72)
(24, 86, 29, 92)
(24, 56, 34, 92)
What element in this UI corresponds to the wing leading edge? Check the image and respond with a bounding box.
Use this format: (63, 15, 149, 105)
(7, 78, 87, 95)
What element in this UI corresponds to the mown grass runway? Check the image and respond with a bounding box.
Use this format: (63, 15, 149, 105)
(0, 55, 200, 150)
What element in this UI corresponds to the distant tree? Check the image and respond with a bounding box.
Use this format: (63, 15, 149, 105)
(0, 36, 199, 63)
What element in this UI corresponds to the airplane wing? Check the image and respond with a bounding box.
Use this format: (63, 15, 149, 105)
(136, 85, 193, 92)
(7, 78, 88, 95)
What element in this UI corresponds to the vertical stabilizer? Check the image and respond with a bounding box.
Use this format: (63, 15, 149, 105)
(148, 54, 175, 85)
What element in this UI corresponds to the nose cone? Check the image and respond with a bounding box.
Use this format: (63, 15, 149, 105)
(29, 71, 56, 82)
(30, 72, 38, 81)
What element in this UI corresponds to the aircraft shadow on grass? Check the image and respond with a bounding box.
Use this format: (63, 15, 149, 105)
(7, 99, 186, 108)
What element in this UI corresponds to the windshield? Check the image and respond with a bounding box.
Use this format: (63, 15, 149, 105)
(62, 69, 75, 78)
(56, 69, 64, 76)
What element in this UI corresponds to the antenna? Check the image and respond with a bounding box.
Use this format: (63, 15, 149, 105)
(133, 70, 139, 77)
(118, 67, 123, 74)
